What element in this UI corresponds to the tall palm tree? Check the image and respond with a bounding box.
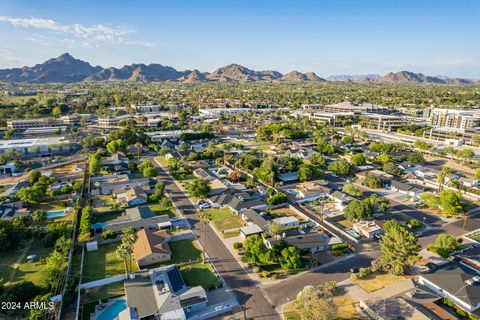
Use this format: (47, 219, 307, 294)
(197, 210, 211, 264)
(437, 167, 449, 193)
(121, 227, 138, 272)
(116, 243, 130, 277)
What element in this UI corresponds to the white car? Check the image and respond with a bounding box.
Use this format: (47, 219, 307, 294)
(199, 203, 211, 209)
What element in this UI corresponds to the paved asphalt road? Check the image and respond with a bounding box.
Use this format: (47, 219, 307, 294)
(152, 158, 280, 320)
(262, 250, 378, 307)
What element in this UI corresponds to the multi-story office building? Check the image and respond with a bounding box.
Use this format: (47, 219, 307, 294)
(426, 108, 480, 129)
(358, 114, 407, 132)
(302, 102, 391, 115)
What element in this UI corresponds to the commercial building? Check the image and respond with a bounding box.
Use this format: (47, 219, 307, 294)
(308, 112, 355, 127)
(422, 127, 480, 146)
(97, 114, 132, 127)
(302, 102, 391, 115)
(425, 108, 480, 129)
(144, 130, 193, 141)
(0, 137, 70, 154)
(7, 118, 63, 129)
(358, 114, 407, 132)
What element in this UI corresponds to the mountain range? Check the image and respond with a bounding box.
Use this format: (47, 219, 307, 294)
(0, 53, 476, 85)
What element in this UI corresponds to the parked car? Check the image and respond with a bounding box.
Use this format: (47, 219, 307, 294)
(199, 203, 211, 209)
(350, 268, 359, 273)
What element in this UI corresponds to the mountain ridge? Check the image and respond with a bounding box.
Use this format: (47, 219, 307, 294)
(0, 53, 476, 85)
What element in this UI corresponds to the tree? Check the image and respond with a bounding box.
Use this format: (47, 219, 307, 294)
(328, 160, 354, 176)
(279, 246, 302, 271)
(121, 227, 138, 272)
(89, 152, 102, 176)
(405, 152, 425, 165)
(419, 192, 440, 209)
(377, 222, 420, 275)
(256, 125, 273, 141)
(383, 162, 401, 176)
(376, 153, 392, 165)
(243, 234, 273, 265)
(143, 166, 157, 178)
(342, 184, 362, 197)
(298, 164, 321, 182)
(267, 222, 282, 237)
(476, 168, 480, 180)
(155, 181, 165, 196)
(350, 154, 367, 166)
(29, 170, 41, 184)
(52, 106, 61, 117)
(17, 185, 46, 203)
(429, 233, 460, 258)
(41, 250, 66, 291)
(253, 157, 276, 185)
(187, 178, 211, 199)
(116, 243, 130, 277)
(437, 167, 449, 192)
(310, 153, 326, 167)
(364, 174, 383, 188)
(296, 282, 337, 320)
(29, 293, 51, 320)
(439, 190, 463, 215)
(267, 192, 287, 205)
(317, 138, 334, 155)
(106, 139, 126, 154)
(344, 200, 373, 221)
(78, 206, 93, 242)
(413, 140, 432, 151)
(32, 209, 47, 223)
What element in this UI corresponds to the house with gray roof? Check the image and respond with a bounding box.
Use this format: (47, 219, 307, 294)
(121, 265, 207, 320)
(419, 262, 480, 313)
(105, 206, 171, 232)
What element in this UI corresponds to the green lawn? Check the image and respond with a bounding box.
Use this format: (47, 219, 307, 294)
(92, 196, 117, 212)
(94, 210, 124, 223)
(155, 156, 169, 167)
(83, 242, 138, 281)
(0, 240, 54, 287)
(205, 208, 244, 232)
(224, 229, 240, 238)
(179, 262, 221, 290)
(148, 204, 177, 218)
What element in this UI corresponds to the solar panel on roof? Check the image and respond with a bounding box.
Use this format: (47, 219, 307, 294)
(167, 266, 185, 293)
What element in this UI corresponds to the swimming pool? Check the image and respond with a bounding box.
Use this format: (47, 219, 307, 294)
(286, 189, 299, 197)
(47, 210, 66, 219)
(95, 299, 126, 320)
(346, 229, 361, 239)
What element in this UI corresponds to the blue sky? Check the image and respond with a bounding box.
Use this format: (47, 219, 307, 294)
(0, 0, 479, 78)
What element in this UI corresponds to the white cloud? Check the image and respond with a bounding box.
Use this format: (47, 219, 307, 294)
(0, 15, 158, 48)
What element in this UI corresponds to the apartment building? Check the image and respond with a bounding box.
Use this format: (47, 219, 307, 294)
(97, 114, 132, 127)
(423, 127, 480, 146)
(7, 118, 63, 129)
(426, 108, 480, 129)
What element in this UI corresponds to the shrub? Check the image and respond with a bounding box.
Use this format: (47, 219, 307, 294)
(332, 249, 342, 256)
(358, 267, 372, 278)
(351, 273, 358, 280)
(331, 243, 349, 250)
(251, 266, 262, 273)
(101, 230, 117, 240)
(233, 242, 243, 249)
(260, 270, 271, 278)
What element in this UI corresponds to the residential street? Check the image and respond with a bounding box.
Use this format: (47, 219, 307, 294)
(152, 158, 281, 320)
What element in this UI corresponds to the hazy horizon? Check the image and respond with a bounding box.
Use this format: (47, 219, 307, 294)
(0, 0, 478, 78)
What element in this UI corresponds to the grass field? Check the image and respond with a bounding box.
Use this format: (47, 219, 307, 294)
(223, 229, 240, 238)
(0, 240, 53, 286)
(154, 156, 170, 167)
(353, 273, 406, 292)
(179, 262, 221, 289)
(148, 203, 177, 218)
(83, 242, 138, 281)
(93, 210, 124, 223)
(205, 208, 244, 232)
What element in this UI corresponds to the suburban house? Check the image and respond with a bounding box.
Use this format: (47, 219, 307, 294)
(265, 231, 329, 253)
(97, 176, 150, 195)
(132, 229, 172, 267)
(419, 262, 480, 313)
(390, 180, 425, 200)
(121, 266, 208, 320)
(208, 178, 229, 197)
(356, 169, 393, 186)
(292, 149, 318, 160)
(277, 171, 299, 183)
(353, 221, 383, 239)
(208, 192, 266, 214)
(289, 181, 330, 204)
(105, 206, 171, 232)
(115, 186, 149, 206)
(329, 191, 354, 211)
(239, 225, 263, 239)
(272, 216, 300, 229)
(240, 209, 270, 230)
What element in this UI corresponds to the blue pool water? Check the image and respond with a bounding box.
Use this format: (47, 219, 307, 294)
(96, 299, 126, 320)
(346, 229, 361, 239)
(287, 189, 299, 196)
(47, 210, 66, 218)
